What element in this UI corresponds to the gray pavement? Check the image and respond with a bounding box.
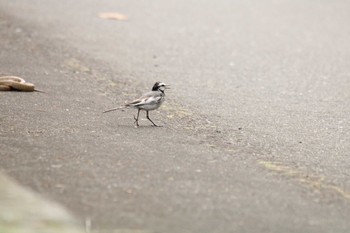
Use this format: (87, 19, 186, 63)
(1, 0, 350, 232)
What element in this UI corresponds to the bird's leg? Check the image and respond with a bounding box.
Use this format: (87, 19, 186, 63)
(146, 111, 159, 127)
(134, 109, 140, 127)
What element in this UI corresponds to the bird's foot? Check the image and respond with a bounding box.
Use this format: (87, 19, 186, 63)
(133, 116, 139, 127)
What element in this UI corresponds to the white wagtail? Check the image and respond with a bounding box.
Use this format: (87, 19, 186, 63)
(103, 82, 169, 127)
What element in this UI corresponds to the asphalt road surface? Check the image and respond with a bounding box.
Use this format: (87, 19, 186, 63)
(1, 0, 350, 232)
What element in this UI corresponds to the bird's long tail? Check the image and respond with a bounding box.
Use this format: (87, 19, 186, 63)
(103, 106, 126, 113)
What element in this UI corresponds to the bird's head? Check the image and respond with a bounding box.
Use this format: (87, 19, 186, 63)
(152, 82, 170, 91)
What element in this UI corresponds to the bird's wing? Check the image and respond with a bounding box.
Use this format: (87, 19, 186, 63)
(126, 91, 162, 107)
(141, 91, 161, 98)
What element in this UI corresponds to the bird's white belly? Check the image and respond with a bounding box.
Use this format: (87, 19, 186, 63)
(138, 102, 163, 111)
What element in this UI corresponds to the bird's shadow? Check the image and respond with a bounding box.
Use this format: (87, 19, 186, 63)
(117, 124, 164, 129)
(112, 119, 164, 129)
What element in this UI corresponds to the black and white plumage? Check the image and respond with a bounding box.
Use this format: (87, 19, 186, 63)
(103, 82, 169, 127)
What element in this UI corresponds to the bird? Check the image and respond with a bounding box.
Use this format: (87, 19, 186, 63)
(103, 81, 169, 127)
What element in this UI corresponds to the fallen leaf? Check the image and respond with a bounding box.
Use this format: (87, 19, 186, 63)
(98, 12, 128, 21)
